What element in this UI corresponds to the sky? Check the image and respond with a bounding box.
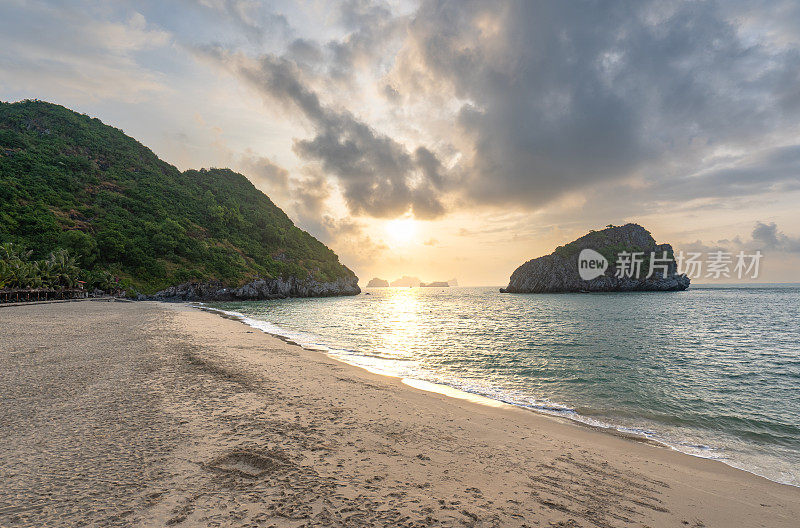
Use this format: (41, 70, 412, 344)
(1, 0, 799, 285)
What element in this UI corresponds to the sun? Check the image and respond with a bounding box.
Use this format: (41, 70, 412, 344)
(385, 217, 418, 246)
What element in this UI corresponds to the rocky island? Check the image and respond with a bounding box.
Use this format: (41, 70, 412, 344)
(501, 224, 690, 293)
(391, 276, 421, 287)
(366, 278, 390, 287)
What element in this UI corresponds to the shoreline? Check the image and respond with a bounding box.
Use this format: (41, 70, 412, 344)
(2, 300, 798, 527)
(196, 303, 797, 490)
(198, 306, 675, 444)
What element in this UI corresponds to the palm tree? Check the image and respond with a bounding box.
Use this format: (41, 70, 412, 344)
(47, 249, 79, 289)
(91, 270, 116, 292)
(0, 260, 10, 289)
(0, 244, 83, 291)
(37, 259, 57, 289)
(0, 242, 31, 263)
(25, 261, 44, 289)
(5, 259, 30, 289)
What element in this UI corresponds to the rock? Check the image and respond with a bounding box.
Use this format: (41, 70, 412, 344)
(366, 277, 390, 287)
(420, 281, 450, 287)
(501, 223, 690, 293)
(152, 275, 360, 302)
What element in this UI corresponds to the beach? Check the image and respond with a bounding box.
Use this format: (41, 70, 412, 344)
(1, 301, 798, 527)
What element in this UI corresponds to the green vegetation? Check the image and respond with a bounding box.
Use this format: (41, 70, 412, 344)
(0, 100, 356, 294)
(551, 225, 674, 279)
(552, 230, 622, 259)
(0, 242, 115, 291)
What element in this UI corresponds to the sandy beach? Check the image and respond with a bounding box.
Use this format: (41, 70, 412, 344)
(1, 300, 798, 527)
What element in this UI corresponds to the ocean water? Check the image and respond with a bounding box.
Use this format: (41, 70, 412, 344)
(208, 286, 800, 486)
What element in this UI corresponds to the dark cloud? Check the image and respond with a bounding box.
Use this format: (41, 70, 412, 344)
(752, 222, 800, 252)
(285, 38, 323, 66)
(201, 47, 448, 219)
(668, 145, 800, 199)
(400, 0, 800, 208)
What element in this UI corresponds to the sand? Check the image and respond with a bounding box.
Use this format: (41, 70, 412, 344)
(0, 300, 798, 527)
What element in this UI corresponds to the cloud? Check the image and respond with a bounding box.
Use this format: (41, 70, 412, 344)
(324, 0, 405, 80)
(680, 221, 800, 254)
(318, 215, 388, 268)
(13, 0, 798, 232)
(751, 222, 800, 252)
(291, 167, 331, 230)
(194, 0, 291, 44)
(190, 0, 800, 223)
(286, 38, 323, 66)
(0, 3, 171, 103)
(393, 0, 800, 209)
(238, 154, 290, 195)
(199, 47, 449, 219)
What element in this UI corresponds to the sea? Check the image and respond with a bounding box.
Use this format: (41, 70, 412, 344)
(207, 285, 800, 487)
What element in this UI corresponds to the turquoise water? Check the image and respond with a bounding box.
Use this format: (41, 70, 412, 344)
(210, 286, 800, 486)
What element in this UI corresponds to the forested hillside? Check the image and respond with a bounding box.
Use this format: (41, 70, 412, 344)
(0, 100, 356, 294)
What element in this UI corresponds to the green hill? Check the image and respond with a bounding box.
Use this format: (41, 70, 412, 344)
(0, 100, 357, 294)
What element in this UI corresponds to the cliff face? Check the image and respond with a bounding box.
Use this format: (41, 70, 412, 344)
(153, 275, 360, 301)
(501, 224, 690, 293)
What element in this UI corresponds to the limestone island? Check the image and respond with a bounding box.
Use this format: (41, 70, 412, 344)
(501, 223, 690, 293)
(391, 276, 421, 287)
(367, 277, 459, 288)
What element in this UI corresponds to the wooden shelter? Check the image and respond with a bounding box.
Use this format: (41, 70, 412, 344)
(0, 288, 89, 303)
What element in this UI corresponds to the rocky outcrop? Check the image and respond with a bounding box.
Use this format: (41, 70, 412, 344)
(501, 224, 690, 293)
(366, 278, 390, 287)
(153, 275, 360, 302)
(420, 281, 449, 287)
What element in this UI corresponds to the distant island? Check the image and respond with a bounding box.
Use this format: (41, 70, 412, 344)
(501, 224, 690, 293)
(366, 276, 459, 288)
(0, 100, 359, 300)
(391, 276, 421, 287)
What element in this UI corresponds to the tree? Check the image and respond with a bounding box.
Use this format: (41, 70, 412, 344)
(47, 249, 79, 289)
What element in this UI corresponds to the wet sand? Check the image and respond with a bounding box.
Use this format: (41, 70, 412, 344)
(1, 300, 798, 527)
